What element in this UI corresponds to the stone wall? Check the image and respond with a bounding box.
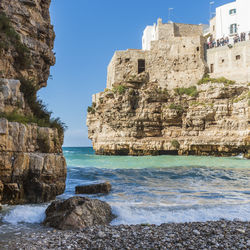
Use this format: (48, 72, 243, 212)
(155, 20, 203, 40)
(107, 36, 206, 90)
(173, 23, 203, 37)
(207, 41, 250, 83)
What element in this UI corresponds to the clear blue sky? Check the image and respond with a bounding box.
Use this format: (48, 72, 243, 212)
(38, 0, 231, 147)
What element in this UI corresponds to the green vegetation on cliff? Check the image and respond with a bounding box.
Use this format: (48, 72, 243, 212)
(0, 12, 31, 69)
(174, 86, 198, 97)
(20, 78, 67, 136)
(0, 78, 67, 137)
(198, 75, 235, 86)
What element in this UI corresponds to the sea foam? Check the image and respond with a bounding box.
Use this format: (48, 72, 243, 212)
(111, 202, 250, 225)
(3, 205, 47, 224)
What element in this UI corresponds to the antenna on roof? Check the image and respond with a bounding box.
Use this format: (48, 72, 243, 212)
(168, 8, 174, 23)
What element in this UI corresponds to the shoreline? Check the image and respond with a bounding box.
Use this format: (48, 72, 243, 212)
(3, 220, 250, 249)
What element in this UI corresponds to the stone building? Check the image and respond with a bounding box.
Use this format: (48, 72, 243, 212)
(107, 18, 206, 91)
(207, 40, 250, 82)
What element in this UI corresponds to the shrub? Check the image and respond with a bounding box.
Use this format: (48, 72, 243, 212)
(112, 85, 127, 95)
(0, 110, 67, 137)
(198, 75, 235, 86)
(87, 106, 95, 114)
(174, 86, 198, 97)
(169, 103, 184, 112)
(171, 140, 180, 149)
(17, 78, 67, 136)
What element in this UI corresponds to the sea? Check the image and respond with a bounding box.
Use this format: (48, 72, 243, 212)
(0, 147, 250, 240)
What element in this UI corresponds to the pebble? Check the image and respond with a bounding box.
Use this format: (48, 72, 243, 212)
(2, 220, 249, 250)
(193, 229, 200, 235)
(247, 240, 250, 247)
(97, 231, 106, 238)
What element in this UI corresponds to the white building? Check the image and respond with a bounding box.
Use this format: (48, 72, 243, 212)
(215, 0, 250, 40)
(142, 22, 157, 50)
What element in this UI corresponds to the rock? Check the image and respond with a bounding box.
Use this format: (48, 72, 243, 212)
(0, 1, 66, 205)
(75, 182, 112, 194)
(246, 240, 250, 247)
(43, 196, 115, 230)
(193, 229, 200, 236)
(97, 231, 106, 238)
(87, 81, 249, 156)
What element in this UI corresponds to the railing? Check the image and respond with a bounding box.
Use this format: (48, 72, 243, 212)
(206, 32, 250, 49)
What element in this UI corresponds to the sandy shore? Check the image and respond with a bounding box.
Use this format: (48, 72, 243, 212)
(2, 220, 250, 249)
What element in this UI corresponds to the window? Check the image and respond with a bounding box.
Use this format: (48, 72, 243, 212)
(230, 24, 237, 34)
(210, 64, 214, 73)
(229, 9, 236, 15)
(236, 55, 241, 60)
(138, 59, 145, 73)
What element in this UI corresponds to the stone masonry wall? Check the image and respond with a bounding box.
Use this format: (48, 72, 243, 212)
(207, 41, 250, 83)
(107, 36, 206, 90)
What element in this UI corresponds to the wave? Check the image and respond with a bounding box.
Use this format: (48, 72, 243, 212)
(3, 205, 47, 225)
(111, 202, 250, 225)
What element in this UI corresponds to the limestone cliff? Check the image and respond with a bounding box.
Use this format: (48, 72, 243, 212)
(0, 0, 66, 205)
(87, 77, 249, 158)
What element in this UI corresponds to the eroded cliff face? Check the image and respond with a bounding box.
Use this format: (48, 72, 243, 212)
(0, 0, 66, 205)
(87, 75, 250, 158)
(0, 0, 55, 87)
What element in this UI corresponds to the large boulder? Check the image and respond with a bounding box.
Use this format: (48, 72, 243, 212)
(43, 196, 115, 230)
(75, 182, 112, 194)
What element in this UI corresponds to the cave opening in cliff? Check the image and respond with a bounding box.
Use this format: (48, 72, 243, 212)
(138, 59, 145, 74)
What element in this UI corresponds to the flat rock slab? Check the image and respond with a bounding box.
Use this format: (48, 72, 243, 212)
(75, 182, 111, 194)
(43, 196, 114, 230)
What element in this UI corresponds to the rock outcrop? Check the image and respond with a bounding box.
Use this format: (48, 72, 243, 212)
(87, 19, 249, 158)
(87, 78, 250, 158)
(44, 196, 114, 230)
(0, 0, 66, 205)
(75, 182, 112, 194)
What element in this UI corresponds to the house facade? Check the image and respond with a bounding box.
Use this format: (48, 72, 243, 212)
(214, 0, 250, 40)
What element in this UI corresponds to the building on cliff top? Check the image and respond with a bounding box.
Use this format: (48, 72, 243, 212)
(107, 18, 207, 90)
(107, 12, 250, 90)
(211, 0, 250, 41)
(206, 0, 250, 83)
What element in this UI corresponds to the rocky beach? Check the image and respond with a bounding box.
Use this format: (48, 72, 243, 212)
(2, 220, 250, 249)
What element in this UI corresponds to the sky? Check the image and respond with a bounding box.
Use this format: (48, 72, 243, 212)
(38, 0, 232, 147)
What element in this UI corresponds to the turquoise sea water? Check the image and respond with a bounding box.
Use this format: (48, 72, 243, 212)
(0, 147, 250, 238)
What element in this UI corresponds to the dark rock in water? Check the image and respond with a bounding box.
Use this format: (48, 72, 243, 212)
(43, 196, 114, 230)
(75, 182, 112, 194)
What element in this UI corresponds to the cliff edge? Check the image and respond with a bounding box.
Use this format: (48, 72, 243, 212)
(0, 0, 66, 205)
